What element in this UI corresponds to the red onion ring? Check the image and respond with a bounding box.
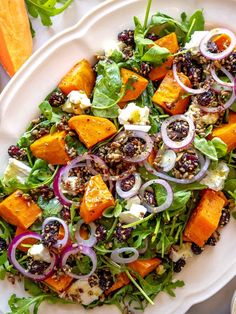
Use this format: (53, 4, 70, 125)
(116, 173, 142, 199)
(53, 167, 73, 207)
(160, 115, 195, 150)
(159, 149, 177, 172)
(210, 66, 234, 88)
(111, 247, 139, 264)
(200, 28, 236, 60)
(173, 63, 207, 94)
(8, 232, 58, 281)
(114, 131, 153, 163)
(75, 219, 97, 247)
(234, 77, 236, 95)
(139, 179, 173, 213)
(144, 152, 210, 184)
(42, 217, 69, 249)
(60, 244, 97, 279)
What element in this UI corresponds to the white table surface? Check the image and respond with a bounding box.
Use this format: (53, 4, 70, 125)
(0, 0, 235, 313)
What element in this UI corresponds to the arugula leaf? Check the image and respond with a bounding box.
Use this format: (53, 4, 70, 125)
(194, 136, 227, 160)
(37, 196, 63, 218)
(65, 135, 87, 155)
(27, 159, 53, 184)
(134, 16, 153, 56)
(92, 60, 122, 118)
(141, 45, 170, 65)
(25, 0, 73, 27)
(186, 10, 205, 42)
(39, 101, 61, 123)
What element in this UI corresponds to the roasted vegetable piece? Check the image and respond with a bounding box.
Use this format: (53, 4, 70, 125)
(80, 175, 115, 223)
(128, 258, 161, 278)
(58, 59, 96, 96)
(213, 33, 231, 51)
(211, 113, 236, 151)
(152, 70, 191, 115)
(30, 131, 70, 165)
(15, 227, 38, 252)
(68, 115, 117, 149)
(0, 190, 42, 229)
(44, 274, 73, 293)
(0, 0, 33, 77)
(120, 68, 148, 102)
(106, 258, 161, 294)
(149, 33, 179, 81)
(184, 189, 226, 247)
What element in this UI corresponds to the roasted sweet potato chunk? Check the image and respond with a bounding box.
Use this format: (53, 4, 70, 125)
(68, 115, 117, 149)
(30, 131, 70, 165)
(44, 274, 73, 293)
(80, 175, 115, 223)
(0, 190, 42, 229)
(58, 59, 95, 96)
(184, 189, 226, 247)
(152, 70, 191, 115)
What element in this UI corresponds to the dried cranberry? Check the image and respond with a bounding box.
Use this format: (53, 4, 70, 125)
(143, 190, 157, 206)
(95, 225, 107, 242)
(219, 209, 230, 227)
(0, 238, 7, 252)
(191, 243, 203, 255)
(114, 223, 132, 242)
(173, 258, 186, 273)
(207, 41, 219, 53)
(146, 33, 159, 41)
(167, 120, 189, 141)
(118, 29, 134, 46)
(175, 152, 199, 174)
(48, 91, 66, 107)
(196, 91, 213, 106)
(140, 62, 153, 77)
(120, 175, 135, 192)
(60, 207, 71, 221)
(123, 142, 136, 157)
(96, 269, 114, 291)
(8, 145, 26, 160)
(42, 221, 60, 248)
(27, 257, 49, 275)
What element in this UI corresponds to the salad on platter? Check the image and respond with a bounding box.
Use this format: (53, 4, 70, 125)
(0, 0, 236, 313)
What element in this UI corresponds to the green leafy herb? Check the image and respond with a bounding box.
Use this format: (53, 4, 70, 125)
(65, 135, 87, 155)
(194, 136, 227, 160)
(186, 10, 205, 42)
(25, 0, 73, 28)
(39, 101, 62, 123)
(37, 196, 63, 218)
(92, 60, 123, 118)
(141, 45, 170, 65)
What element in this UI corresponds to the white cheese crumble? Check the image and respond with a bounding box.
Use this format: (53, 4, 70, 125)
(61, 176, 79, 196)
(185, 31, 209, 53)
(170, 243, 193, 262)
(67, 278, 103, 305)
(125, 196, 141, 210)
(2, 158, 31, 185)
(62, 90, 91, 114)
(200, 161, 230, 191)
(119, 203, 147, 224)
(118, 102, 150, 126)
(28, 244, 51, 263)
(104, 41, 126, 58)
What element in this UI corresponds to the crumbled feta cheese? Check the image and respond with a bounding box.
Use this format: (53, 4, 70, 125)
(185, 31, 209, 53)
(118, 102, 150, 125)
(104, 41, 125, 58)
(28, 244, 51, 263)
(61, 176, 79, 196)
(170, 243, 193, 262)
(67, 278, 103, 305)
(200, 161, 229, 191)
(2, 158, 31, 185)
(119, 204, 147, 224)
(62, 90, 91, 114)
(125, 196, 141, 210)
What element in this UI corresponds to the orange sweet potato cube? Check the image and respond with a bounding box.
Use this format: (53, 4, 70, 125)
(120, 68, 148, 102)
(184, 190, 225, 247)
(68, 115, 117, 149)
(80, 174, 115, 223)
(30, 131, 70, 165)
(58, 59, 95, 96)
(44, 274, 73, 293)
(0, 190, 42, 229)
(149, 33, 179, 81)
(152, 70, 191, 115)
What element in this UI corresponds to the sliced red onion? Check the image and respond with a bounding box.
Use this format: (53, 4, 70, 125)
(116, 173, 142, 199)
(144, 152, 210, 184)
(42, 217, 69, 249)
(139, 179, 173, 213)
(85, 155, 109, 180)
(159, 150, 177, 172)
(111, 247, 139, 264)
(124, 124, 151, 132)
(114, 131, 153, 163)
(75, 219, 97, 247)
(199, 67, 236, 113)
(53, 167, 73, 207)
(161, 115, 195, 150)
(210, 66, 234, 88)
(234, 77, 236, 95)
(8, 232, 58, 281)
(173, 63, 207, 94)
(60, 244, 97, 280)
(200, 28, 236, 60)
